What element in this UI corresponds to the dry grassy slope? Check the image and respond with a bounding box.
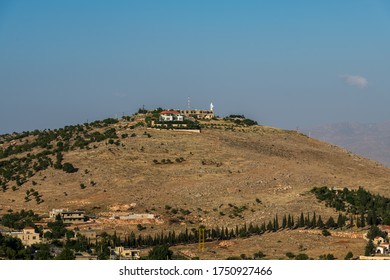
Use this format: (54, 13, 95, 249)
(1, 125, 390, 230)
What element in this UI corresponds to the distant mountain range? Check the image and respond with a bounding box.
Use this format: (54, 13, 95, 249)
(302, 121, 390, 167)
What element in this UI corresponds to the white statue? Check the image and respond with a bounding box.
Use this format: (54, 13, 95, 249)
(210, 102, 214, 111)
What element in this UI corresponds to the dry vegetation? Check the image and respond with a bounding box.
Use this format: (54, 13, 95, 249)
(1, 120, 389, 259)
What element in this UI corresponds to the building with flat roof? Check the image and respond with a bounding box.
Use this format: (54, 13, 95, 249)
(179, 109, 214, 120)
(6, 226, 41, 247)
(113, 246, 140, 260)
(61, 211, 85, 224)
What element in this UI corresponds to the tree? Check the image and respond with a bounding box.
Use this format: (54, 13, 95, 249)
(319, 254, 336, 260)
(285, 252, 295, 259)
(295, 253, 309, 260)
(337, 213, 345, 228)
(311, 212, 317, 228)
(34, 244, 53, 260)
(253, 251, 266, 259)
(344, 251, 353, 260)
(326, 217, 336, 228)
(62, 162, 78, 173)
(317, 215, 324, 228)
(282, 215, 287, 229)
(366, 225, 383, 240)
(47, 215, 67, 239)
(299, 212, 305, 227)
(55, 248, 75, 260)
(148, 245, 173, 260)
(364, 240, 375, 256)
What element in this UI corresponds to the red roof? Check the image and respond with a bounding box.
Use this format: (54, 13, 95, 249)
(380, 226, 390, 231)
(24, 226, 35, 230)
(160, 110, 180, 115)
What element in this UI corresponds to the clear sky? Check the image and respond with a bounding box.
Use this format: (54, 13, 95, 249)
(1, 0, 389, 133)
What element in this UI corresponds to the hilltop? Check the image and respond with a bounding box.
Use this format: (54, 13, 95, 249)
(1, 112, 390, 259)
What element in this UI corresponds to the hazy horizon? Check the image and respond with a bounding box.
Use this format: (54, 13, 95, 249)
(1, 1, 390, 134)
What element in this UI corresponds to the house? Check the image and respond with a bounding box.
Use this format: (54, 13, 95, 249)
(113, 246, 140, 260)
(376, 243, 389, 255)
(380, 225, 390, 234)
(179, 109, 214, 120)
(159, 111, 184, 122)
(75, 229, 97, 240)
(49, 208, 69, 219)
(61, 210, 85, 224)
(6, 226, 41, 247)
(373, 236, 385, 245)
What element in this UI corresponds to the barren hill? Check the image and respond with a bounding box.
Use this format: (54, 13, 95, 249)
(0, 120, 390, 219)
(1, 120, 389, 231)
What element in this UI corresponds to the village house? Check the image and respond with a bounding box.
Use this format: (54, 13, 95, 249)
(380, 225, 390, 235)
(75, 229, 97, 240)
(61, 210, 85, 224)
(376, 243, 390, 255)
(179, 109, 214, 120)
(49, 208, 69, 218)
(373, 236, 385, 245)
(113, 246, 140, 260)
(6, 226, 41, 247)
(49, 208, 85, 223)
(159, 110, 184, 122)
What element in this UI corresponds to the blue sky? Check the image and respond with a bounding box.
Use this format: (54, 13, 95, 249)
(0, 0, 389, 133)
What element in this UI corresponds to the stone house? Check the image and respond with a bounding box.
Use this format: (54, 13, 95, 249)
(7, 226, 41, 247)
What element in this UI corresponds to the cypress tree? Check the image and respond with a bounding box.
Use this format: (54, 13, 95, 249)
(311, 212, 317, 228)
(317, 215, 324, 228)
(337, 213, 345, 228)
(326, 216, 336, 229)
(274, 215, 279, 231)
(364, 240, 375, 256)
(360, 212, 366, 228)
(305, 213, 310, 227)
(299, 212, 305, 227)
(349, 215, 354, 228)
(267, 221, 273, 231)
(282, 214, 287, 229)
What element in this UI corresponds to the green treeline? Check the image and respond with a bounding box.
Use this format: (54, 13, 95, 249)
(311, 186, 390, 225)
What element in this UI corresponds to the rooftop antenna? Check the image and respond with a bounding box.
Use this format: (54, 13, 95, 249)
(188, 96, 191, 110)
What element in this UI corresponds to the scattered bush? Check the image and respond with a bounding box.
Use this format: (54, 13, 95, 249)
(285, 252, 295, 259)
(62, 162, 78, 173)
(344, 251, 353, 260)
